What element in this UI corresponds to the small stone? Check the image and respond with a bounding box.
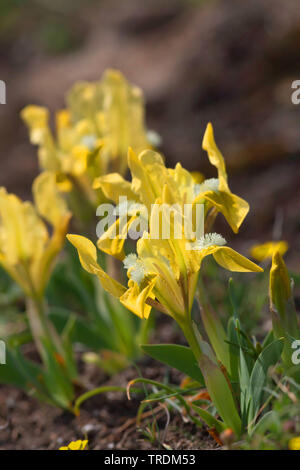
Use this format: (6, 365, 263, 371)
(81, 423, 100, 434)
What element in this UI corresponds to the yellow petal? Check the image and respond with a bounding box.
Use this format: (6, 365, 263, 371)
(97, 215, 136, 260)
(191, 171, 205, 184)
(250, 241, 288, 262)
(32, 213, 71, 295)
(67, 234, 126, 298)
(20, 105, 49, 144)
(202, 190, 249, 234)
(201, 123, 249, 232)
(62, 146, 89, 175)
(33, 171, 70, 227)
(128, 148, 167, 210)
(56, 109, 71, 130)
(55, 173, 73, 192)
(68, 440, 83, 450)
(80, 440, 88, 450)
(99, 69, 151, 170)
(120, 276, 157, 319)
(0, 252, 31, 295)
(21, 106, 59, 172)
(212, 246, 263, 272)
(173, 162, 194, 188)
(0, 187, 50, 295)
(0, 188, 45, 265)
(168, 163, 195, 205)
(137, 235, 184, 308)
(93, 173, 139, 204)
(202, 123, 228, 192)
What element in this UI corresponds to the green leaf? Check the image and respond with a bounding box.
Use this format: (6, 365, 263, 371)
(228, 277, 239, 320)
(250, 410, 281, 436)
(262, 330, 275, 349)
(227, 316, 240, 382)
(141, 344, 204, 385)
(0, 348, 38, 389)
(196, 285, 231, 374)
(239, 348, 251, 427)
(248, 338, 284, 428)
(40, 336, 74, 409)
(0, 347, 55, 405)
(198, 354, 242, 436)
(191, 404, 226, 433)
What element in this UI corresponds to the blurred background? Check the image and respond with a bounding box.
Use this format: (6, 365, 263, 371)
(0, 0, 300, 267)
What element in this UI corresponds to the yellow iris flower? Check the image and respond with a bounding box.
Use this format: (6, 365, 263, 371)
(0, 172, 71, 298)
(68, 127, 263, 436)
(68, 138, 262, 323)
(59, 440, 88, 450)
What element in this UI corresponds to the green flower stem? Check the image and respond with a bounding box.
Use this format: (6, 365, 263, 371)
(26, 295, 65, 363)
(74, 385, 125, 416)
(196, 282, 231, 374)
(179, 320, 203, 362)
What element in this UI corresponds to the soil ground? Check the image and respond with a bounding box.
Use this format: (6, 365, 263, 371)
(0, 359, 216, 450)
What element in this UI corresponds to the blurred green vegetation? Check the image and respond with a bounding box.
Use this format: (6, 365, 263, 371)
(0, 0, 100, 56)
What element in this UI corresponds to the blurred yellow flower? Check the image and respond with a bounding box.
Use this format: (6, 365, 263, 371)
(0, 174, 71, 298)
(60, 440, 88, 450)
(21, 69, 151, 200)
(250, 241, 288, 262)
(288, 437, 300, 450)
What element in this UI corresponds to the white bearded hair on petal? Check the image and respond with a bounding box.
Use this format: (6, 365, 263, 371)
(123, 254, 146, 286)
(194, 178, 219, 197)
(186, 232, 226, 251)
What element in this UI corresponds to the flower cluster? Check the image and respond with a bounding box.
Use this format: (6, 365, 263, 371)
(69, 123, 262, 323)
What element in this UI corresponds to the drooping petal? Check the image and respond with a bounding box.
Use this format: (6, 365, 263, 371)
(67, 234, 126, 298)
(201, 190, 249, 234)
(212, 246, 263, 272)
(189, 244, 263, 273)
(120, 275, 157, 319)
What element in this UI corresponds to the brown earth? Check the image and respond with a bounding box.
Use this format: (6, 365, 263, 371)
(0, 359, 216, 450)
